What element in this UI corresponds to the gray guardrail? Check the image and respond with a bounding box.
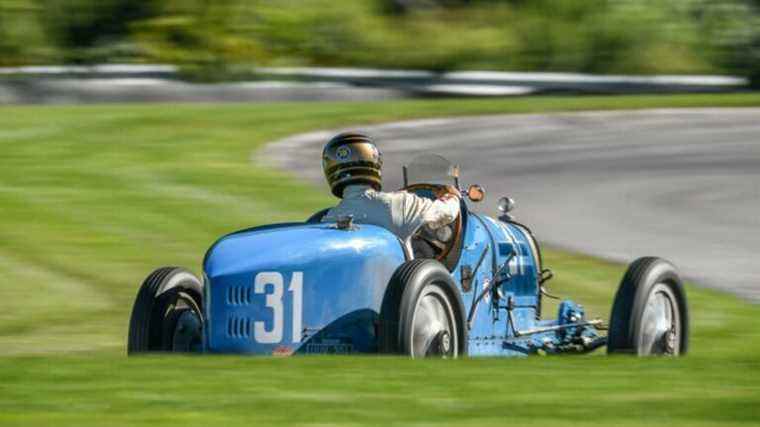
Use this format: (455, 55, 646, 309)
(0, 64, 177, 78)
(0, 64, 750, 104)
(254, 67, 748, 95)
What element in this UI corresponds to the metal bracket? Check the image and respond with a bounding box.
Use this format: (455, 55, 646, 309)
(467, 250, 513, 329)
(335, 215, 357, 231)
(539, 268, 554, 285)
(504, 295, 603, 338)
(460, 265, 473, 292)
(462, 245, 489, 294)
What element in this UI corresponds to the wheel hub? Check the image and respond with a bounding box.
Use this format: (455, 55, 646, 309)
(410, 285, 458, 358)
(638, 283, 681, 356)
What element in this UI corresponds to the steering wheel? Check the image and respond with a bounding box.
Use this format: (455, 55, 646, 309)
(402, 183, 463, 263)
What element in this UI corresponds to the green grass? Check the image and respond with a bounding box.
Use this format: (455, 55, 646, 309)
(1, 353, 758, 427)
(1, 94, 759, 426)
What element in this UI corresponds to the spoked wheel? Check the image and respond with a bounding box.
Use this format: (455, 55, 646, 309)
(409, 285, 459, 357)
(638, 283, 681, 355)
(379, 259, 466, 358)
(128, 267, 204, 354)
(608, 257, 689, 356)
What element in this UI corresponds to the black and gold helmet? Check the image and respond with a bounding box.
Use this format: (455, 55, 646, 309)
(322, 132, 383, 198)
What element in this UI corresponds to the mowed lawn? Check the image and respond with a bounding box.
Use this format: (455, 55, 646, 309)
(1, 95, 759, 426)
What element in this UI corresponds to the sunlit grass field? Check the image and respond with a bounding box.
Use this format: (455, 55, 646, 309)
(1, 95, 759, 426)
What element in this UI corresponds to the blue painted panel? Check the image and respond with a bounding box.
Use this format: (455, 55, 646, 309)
(461, 214, 543, 356)
(453, 213, 498, 351)
(203, 223, 406, 355)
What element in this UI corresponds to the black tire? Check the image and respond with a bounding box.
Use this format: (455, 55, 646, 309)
(379, 259, 467, 357)
(607, 257, 689, 356)
(127, 267, 204, 355)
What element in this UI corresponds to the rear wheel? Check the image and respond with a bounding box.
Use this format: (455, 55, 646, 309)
(607, 257, 689, 356)
(127, 267, 204, 354)
(379, 259, 466, 358)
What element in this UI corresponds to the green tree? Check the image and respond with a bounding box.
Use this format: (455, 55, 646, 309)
(41, 0, 160, 63)
(0, 1, 57, 65)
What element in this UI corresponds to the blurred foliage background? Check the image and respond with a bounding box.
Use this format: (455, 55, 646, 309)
(0, 0, 759, 85)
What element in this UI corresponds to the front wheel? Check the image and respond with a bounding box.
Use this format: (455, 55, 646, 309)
(127, 267, 204, 355)
(379, 259, 466, 358)
(607, 257, 689, 356)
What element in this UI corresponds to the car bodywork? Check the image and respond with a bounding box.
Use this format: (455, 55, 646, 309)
(202, 201, 603, 357)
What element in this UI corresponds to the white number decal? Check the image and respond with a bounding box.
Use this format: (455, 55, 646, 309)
(289, 272, 303, 343)
(253, 272, 303, 344)
(254, 272, 284, 343)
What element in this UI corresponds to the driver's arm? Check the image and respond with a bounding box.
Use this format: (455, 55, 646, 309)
(392, 186, 461, 236)
(422, 187, 461, 229)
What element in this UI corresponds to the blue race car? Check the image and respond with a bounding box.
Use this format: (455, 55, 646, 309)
(127, 154, 689, 357)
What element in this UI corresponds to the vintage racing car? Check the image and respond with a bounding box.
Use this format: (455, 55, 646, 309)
(128, 154, 689, 357)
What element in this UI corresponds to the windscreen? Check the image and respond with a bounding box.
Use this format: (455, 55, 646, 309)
(403, 153, 459, 187)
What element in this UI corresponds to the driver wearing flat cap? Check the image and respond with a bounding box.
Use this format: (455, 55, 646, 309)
(321, 132, 461, 243)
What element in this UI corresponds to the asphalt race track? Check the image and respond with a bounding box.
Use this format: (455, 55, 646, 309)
(262, 108, 760, 301)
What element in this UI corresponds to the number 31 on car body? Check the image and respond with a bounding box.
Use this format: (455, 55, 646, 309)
(253, 271, 303, 344)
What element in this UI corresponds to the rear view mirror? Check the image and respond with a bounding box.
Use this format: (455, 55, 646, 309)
(467, 184, 485, 202)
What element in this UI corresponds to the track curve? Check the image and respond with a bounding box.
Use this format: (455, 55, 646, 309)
(262, 108, 760, 300)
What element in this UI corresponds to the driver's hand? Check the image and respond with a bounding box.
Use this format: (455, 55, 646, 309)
(439, 185, 461, 199)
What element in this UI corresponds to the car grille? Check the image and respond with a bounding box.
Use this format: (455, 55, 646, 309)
(226, 315, 251, 339)
(226, 284, 252, 305)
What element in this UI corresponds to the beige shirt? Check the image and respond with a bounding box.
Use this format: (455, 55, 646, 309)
(322, 185, 460, 241)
